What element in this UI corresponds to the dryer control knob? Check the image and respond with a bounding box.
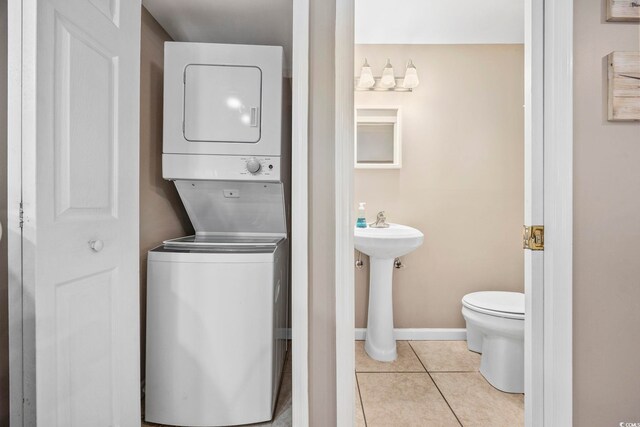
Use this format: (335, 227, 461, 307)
(246, 158, 261, 174)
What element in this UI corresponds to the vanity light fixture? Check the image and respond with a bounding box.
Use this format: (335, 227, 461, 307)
(402, 59, 419, 89)
(379, 59, 396, 88)
(354, 58, 417, 92)
(357, 58, 376, 89)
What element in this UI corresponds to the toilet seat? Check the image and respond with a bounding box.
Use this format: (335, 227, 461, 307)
(462, 291, 524, 320)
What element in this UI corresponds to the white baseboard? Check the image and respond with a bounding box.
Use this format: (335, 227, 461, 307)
(286, 328, 465, 341)
(355, 328, 467, 341)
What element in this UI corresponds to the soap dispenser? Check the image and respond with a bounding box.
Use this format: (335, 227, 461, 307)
(356, 202, 367, 228)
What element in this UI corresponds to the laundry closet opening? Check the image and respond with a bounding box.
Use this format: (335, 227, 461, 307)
(139, 2, 293, 426)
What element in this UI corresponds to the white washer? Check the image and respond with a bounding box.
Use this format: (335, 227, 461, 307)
(145, 43, 289, 426)
(145, 238, 288, 427)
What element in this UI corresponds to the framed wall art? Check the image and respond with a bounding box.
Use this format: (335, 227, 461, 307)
(606, 0, 640, 22)
(608, 51, 640, 121)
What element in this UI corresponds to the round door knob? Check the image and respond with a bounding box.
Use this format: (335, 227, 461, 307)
(246, 158, 261, 174)
(89, 240, 104, 252)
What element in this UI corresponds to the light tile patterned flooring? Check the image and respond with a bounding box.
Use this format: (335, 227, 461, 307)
(355, 340, 524, 427)
(142, 340, 522, 427)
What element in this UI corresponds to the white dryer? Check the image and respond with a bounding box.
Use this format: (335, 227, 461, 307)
(145, 43, 289, 427)
(162, 42, 287, 180)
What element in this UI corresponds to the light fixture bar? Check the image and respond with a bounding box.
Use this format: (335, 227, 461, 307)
(353, 77, 414, 92)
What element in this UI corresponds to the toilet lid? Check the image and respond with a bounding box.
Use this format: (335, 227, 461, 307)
(462, 291, 524, 317)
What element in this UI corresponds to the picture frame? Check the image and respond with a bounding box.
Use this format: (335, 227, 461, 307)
(607, 51, 640, 121)
(606, 0, 640, 22)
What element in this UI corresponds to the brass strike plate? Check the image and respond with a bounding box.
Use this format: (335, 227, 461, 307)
(523, 225, 544, 250)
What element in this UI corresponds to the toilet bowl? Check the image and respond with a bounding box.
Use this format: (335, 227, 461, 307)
(461, 291, 524, 394)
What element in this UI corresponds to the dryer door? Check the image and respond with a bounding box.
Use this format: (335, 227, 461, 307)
(184, 65, 262, 143)
(163, 43, 283, 157)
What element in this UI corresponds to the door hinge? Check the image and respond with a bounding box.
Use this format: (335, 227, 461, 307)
(19, 202, 24, 229)
(523, 225, 544, 250)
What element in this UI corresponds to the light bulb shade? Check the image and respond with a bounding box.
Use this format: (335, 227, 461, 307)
(357, 66, 375, 88)
(403, 66, 419, 89)
(379, 65, 396, 88)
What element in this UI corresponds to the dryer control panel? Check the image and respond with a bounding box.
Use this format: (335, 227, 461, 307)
(163, 154, 281, 182)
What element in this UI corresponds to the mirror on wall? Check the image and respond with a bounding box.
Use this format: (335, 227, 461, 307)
(355, 107, 401, 169)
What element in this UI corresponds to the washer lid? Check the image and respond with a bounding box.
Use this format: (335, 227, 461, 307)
(163, 235, 284, 249)
(174, 180, 287, 235)
(149, 244, 278, 262)
(462, 291, 524, 315)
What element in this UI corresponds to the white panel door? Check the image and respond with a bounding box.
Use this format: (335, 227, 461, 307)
(184, 65, 262, 143)
(9, 0, 142, 425)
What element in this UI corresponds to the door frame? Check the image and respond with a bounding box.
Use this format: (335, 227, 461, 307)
(7, 0, 35, 423)
(334, 0, 355, 423)
(333, 2, 573, 427)
(291, 0, 310, 425)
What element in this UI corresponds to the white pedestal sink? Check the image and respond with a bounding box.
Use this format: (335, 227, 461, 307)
(355, 223, 424, 361)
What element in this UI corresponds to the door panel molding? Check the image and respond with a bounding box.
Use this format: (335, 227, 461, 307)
(54, 13, 118, 220)
(54, 268, 118, 426)
(88, 0, 120, 27)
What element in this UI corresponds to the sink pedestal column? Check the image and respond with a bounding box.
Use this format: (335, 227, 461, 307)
(365, 257, 397, 362)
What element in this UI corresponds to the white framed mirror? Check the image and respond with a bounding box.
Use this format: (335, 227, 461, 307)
(355, 106, 402, 169)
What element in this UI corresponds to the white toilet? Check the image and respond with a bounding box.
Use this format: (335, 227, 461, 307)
(461, 291, 524, 394)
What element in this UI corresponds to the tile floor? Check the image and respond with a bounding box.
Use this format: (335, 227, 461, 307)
(355, 340, 524, 427)
(142, 349, 292, 427)
(141, 340, 522, 427)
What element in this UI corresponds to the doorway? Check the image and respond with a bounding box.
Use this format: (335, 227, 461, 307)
(330, 0, 573, 426)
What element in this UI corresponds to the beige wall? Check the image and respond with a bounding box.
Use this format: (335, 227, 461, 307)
(573, 2, 640, 425)
(354, 44, 524, 329)
(139, 7, 193, 376)
(0, 2, 8, 424)
(308, 0, 337, 425)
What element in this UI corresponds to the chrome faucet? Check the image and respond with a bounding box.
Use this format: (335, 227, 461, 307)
(369, 211, 390, 228)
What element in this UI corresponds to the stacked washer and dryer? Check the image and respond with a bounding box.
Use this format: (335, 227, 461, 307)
(145, 43, 290, 427)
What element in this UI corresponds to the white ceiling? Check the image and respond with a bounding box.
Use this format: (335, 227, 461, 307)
(142, 0, 293, 74)
(142, 0, 522, 75)
(356, 0, 524, 45)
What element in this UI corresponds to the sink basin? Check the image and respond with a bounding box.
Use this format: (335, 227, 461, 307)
(354, 223, 424, 362)
(354, 223, 424, 259)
